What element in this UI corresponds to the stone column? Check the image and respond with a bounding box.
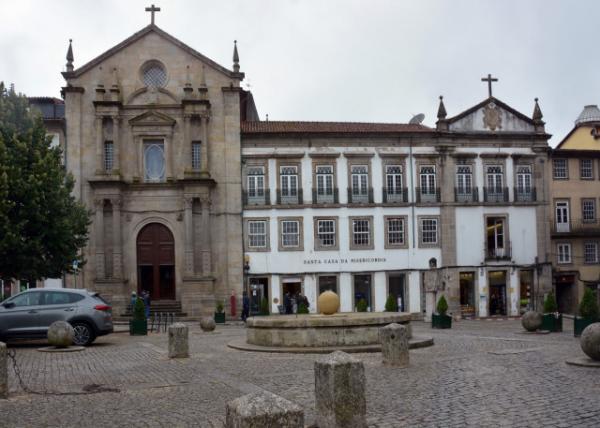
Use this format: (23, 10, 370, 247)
(184, 196, 194, 276)
(314, 351, 367, 428)
(112, 198, 122, 279)
(200, 195, 212, 276)
(168, 323, 189, 358)
(111, 115, 120, 172)
(226, 391, 304, 428)
(95, 116, 104, 172)
(380, 323, 409, 367)
(183, 114, 191, 170)
(94, 198, 105, 279)
(0, 341, 7, 399)
(200, 116, 209, 175)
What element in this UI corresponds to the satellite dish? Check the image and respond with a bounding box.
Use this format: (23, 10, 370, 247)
(409, 113, 425, 124)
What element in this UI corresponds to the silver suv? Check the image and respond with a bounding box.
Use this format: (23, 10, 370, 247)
(0, 289, 113, 346)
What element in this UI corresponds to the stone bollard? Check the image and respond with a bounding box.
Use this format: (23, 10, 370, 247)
(314, 351, 367, 428)
(225, 391, 304, 428)
(168, 323, 189, 358)
(0, 342, 7, 399)
(380, 323, 409, 367)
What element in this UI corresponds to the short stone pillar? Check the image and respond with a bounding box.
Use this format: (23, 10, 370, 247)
(168, 323, 189, 359)
(0, 342, 7, 399)
(314, 351, 367, 428)
(225, 391, 304, 428)
(380, 323, 409, 367)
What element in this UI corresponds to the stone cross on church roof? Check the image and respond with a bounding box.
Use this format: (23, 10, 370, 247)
(481, 73, 498, 98)
(145, 4, 161, 25)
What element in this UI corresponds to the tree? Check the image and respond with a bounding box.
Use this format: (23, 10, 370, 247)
(579, 288, 599, 320)
(384, 295, 398, 312)
(436, 295, 448, 315)
(543, 292, 558, 314)
(0, 83, 90, 281)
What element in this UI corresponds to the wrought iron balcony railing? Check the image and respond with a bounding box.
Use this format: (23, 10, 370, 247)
(483, 187, 509, 203)
(514, 187, 537, 203)
(382, 187, 408, 203)
(312, 188, 339, 204)
(243, 189, 270, 206)
(415, 187, 441, 203)
(454, 187, 479, 203)
(347, 187, 374, 204)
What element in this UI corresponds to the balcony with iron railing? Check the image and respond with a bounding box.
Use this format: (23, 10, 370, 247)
(347, 187, 374, 204)
(485, 243, 512, 261)
(454, 187, 479, 203)
(312, 188, 339, 204)
(243, 189, 271, 206)
(483, 187, 509, 203)
(276, 188, 303, 205)
(551, 220, 600, 237)
(514, 187, 537, 203)
(415, 187, 441, 203)
(382, 187, 408, 204)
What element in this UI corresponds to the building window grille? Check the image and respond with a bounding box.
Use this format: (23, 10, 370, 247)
(553, 159, 568, 179)
(281, 220, 299, 248)
(456, 165, 472, 194)
(419, 165, 436, 194)
(421, 218, 438, 245)
(387, 218, 404, 246)
(192, 142, 201, 170)
(386, 165, 403, 194)
(557, 243, 571, 264)
(143, 140, 165, 182)
(247, 166, 265, 200)
(582, 199, 596, 222)
(351, 165, 369, 202)
(317, 219, 336, 247)
(104, 141, 114, 172)
(581, 159, 594, 179)
(280, 166, 298, 202)
(248, 221, 267, 248)
(584, 242, 599, 264)
(142, 62, 167, 88)
(516, 165, 532, 193)
(316, 165, 334, 203)
(352, 219, 370, 246)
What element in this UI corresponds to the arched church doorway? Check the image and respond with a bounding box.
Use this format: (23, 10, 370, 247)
(137, 223, 175, 300)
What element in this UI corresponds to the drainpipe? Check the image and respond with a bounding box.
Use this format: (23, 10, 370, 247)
(409, 138, 416, 249)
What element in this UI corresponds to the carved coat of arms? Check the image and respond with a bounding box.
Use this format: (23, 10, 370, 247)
(483, 102, 502, 131)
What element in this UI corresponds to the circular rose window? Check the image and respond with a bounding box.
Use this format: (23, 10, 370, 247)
(141, 61, 167, 88)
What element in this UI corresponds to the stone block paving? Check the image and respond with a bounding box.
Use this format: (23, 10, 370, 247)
(1, 318, 600, 427)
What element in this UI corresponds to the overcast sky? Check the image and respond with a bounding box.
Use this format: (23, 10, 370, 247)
(1, 0, 598, 146)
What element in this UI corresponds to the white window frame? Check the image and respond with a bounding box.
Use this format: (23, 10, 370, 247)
(386, 165, 403, 194)
(352, 219, 371, 247)
(419, 165, 436, 195)
(317, 219, 336, 248)
(553, 159, 568, 179)
(280, 166, 298, 198)
(281, 220, 300, 248)
(247, 166, 265, 198)
(421, 218, 438, 245)
(516, 165, 532, 193)
(387, 217, 405, 246)
(351, 165, 369, 196)
(581, 159, 593, 179)
(584, 242, 599, 264)
(456, 165, 473, 194)
(316, 165, 334, 197)
(555, 201, 570, 232)
(248, 221, 267, 248)
(557, 243, 572, 264)
(583, 199, 596, 223)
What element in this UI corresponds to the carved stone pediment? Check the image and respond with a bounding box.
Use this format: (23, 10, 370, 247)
(129, 110, 176, 127)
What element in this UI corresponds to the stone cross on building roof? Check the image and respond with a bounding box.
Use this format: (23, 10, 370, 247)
(145, 4, 161, 25)
(481, 73, 498, 98)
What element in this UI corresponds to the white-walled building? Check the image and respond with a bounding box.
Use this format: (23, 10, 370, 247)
(241, 96, 553, 319)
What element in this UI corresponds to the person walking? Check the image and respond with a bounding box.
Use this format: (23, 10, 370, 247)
(241, 291, 250, 322)
(142, 290, 151, 319)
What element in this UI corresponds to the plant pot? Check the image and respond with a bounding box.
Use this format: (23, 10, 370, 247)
(574, 317, 597, 337)
(541, 313, 563, 332)
(432, 313, 452, 329)
(129, 319, 147, 336)
(214, 312, 226, 324)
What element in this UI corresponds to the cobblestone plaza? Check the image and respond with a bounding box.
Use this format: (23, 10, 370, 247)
(1, 319, 599, 427)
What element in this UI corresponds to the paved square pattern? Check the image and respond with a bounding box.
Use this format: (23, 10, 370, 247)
(1, 319, 599, 427)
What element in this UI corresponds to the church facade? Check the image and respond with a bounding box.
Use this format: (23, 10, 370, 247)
(46, 16, 553, 319)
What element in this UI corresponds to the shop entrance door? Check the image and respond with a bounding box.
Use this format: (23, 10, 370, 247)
(388, 274, 405, 312)
(249, 277, 269, 315)
(488, 271, 507, 316)
(460, 272, 476, 318)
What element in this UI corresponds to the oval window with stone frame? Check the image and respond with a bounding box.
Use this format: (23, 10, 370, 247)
(141, 61, 167, 88)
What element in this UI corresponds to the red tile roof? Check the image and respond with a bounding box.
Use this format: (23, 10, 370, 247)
(241, 121, 431, 134)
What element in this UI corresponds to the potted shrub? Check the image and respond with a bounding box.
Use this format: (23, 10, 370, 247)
(432, 295, 452, 329)
(297, 301, 309, 314)
(356, 298, 368, 312)
(129, 297, 147, 335)
(259, 297, 270, 315)
(574, 288, 599, 337)
(541, 292, 562, 332)
(214, 300, 226, 324)
(384, 295, 399, 312)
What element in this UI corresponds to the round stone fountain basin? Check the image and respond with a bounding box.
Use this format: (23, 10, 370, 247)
(246, 312, 413, 348)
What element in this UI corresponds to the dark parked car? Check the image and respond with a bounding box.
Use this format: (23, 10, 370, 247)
(0, 289, 113, 346)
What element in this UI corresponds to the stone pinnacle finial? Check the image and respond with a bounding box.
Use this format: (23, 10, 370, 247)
(532, 97, 543, 122)
(437, 95, 447, 120)
(66, 39, 74, 72)
(233, 40, 240, 73)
